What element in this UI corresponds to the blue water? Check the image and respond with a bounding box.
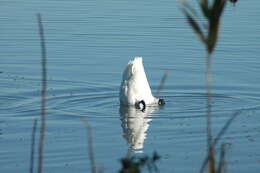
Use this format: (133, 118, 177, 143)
(1, 0, 260, 172)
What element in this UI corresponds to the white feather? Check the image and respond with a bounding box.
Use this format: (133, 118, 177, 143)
(120, 57, 159, 105)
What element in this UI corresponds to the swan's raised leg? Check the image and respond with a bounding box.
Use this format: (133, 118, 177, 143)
(135, 100, 146, 112)
(158, 99, 165, 106)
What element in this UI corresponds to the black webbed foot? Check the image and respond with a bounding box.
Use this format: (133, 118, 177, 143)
(135, 100, 146, 112)
(158, 99, 165, 106)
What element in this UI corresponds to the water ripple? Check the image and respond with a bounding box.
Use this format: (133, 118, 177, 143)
(2, 82, 260, 121)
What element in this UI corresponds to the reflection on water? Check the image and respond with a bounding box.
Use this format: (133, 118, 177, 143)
(120, 105, 157, 153)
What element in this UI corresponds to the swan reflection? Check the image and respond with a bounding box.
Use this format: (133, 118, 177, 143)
(120, 105, 157, 153)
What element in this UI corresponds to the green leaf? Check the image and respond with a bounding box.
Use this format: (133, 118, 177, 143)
(207, 23, 219, 54)
(212, 0, 226, 19)
(182, 9, 206, 45)
(206, 0, 226, 54)
(216, 0, 226, 19)
(200, 0, 210, 19)
(201, 0, 208, 8)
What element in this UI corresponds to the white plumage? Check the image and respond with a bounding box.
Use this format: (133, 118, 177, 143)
(120, 57, 159, 106)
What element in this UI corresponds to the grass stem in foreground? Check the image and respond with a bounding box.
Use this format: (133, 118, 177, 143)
(37, 13, 47, 173)
(81, 118, 98, 173)
(29, 119, 38, 173)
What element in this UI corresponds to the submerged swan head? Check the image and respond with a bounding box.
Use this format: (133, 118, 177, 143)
(120, 57, 165, 110)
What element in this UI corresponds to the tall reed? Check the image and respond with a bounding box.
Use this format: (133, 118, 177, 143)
(37, 13, 47, 173)
(182, 0, 227, 172)
(29, 119, 38, 173)
(81, 118, 98, 173)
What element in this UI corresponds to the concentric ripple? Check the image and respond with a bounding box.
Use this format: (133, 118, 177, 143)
(2, 80, 260, 121)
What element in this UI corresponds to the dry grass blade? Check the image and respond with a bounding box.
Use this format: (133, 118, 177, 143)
(208, 146, 216, 173)
(29, 119, 38, 173)
(199, 110, 241, 173)
(156, 71, 169, 98)
(81, 117, 98, 173)
(213, 110, 240, 146)
(37, 13, 47, 173)
(217, 144, 227, 173)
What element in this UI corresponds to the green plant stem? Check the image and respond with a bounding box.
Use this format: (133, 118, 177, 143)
(81, 118, 97, 173)
(37, 13, 47, 173)
(206, 53, 213, 149)
(206, 53, 215, 173)
(30, 119, 37, 173)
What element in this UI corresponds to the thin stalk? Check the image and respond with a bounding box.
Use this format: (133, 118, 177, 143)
(206, 53, 213, 148)
(206, 54, 212, 142)
(217, 144, 227, 173)
(81, 118, 97, 173)
(29, 119, 38, 173)
(199, 109, 241, 173)
(182, 1, 228, 172)
(156, 71, 169, 98)
(37, 13, 47, 173)
(206, 53, 215, 173)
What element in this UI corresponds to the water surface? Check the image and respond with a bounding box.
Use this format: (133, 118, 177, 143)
(1, 0, 260, 172)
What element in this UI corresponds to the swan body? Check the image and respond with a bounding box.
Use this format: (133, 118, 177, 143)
(120, 57, 163, 107)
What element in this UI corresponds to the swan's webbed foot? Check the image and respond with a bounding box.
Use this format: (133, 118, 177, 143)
(135, 100, 146, 112)
(158, 98, 165, 106)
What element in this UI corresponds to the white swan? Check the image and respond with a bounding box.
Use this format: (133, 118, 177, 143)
(119, 57, 165, 110)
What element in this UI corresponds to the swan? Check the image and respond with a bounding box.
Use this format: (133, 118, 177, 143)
(119, 57, 165, 110)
